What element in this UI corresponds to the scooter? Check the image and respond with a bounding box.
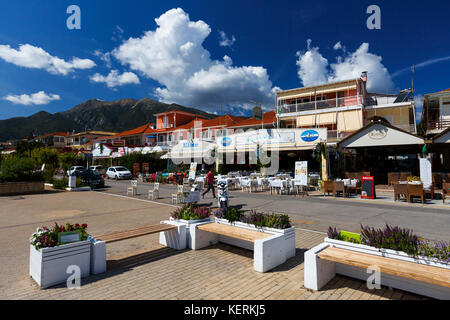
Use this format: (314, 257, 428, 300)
(217, 179, 229, 209)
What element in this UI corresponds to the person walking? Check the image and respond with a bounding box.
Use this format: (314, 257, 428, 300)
(202, 169, 216, 199)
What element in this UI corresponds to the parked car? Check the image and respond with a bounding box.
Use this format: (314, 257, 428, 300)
(67, 166, 85, 176)
(72, 169, 105, 189)
(89, 165, 106, 175)
(106, 166, 132, 180)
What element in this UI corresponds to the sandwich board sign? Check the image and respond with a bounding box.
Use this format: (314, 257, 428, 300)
(189, 163, 197, 180)
(295, 161, 308, 186)
(419, 157, 432, 188)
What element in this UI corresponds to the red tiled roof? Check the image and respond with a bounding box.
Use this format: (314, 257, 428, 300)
(227, 111, 276, 128)
(427, 88, 450, 96)
(115, 123, 151, 137)
(37, 132, 69, 139)
(200, 115, 246, 128)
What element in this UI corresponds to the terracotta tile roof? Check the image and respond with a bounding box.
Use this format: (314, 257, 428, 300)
(201, 115, 246, 128)
(115, 123, 152, 137)
(426, 88, 450, 96)
(37, 132, 69, 139)
(227, 111, 276, 128)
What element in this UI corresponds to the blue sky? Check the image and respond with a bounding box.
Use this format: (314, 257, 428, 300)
(0, 0, 449, 120)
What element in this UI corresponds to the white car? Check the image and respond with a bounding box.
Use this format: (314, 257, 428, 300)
(89, 165, 106, 175)
(67, 166, 85, 176)
(106, 166, 132, 180)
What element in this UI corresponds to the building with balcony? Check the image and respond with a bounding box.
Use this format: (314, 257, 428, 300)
(35, 132, 69, 149)
(421, 88, 450, 137)
(67, 131, 117, 150)
(276, 76, 417, 143)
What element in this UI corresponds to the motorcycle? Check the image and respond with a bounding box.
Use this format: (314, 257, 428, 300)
(217, 179, 229, 209)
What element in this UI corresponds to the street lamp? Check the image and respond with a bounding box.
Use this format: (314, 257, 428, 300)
(248, 100, 264, 129)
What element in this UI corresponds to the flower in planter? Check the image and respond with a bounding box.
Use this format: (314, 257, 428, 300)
(171, 204, 211, 220)
(360, 224, 420, 256)
(327, 227, 342, 240)
(30, 222, 88, 250)
(218, 208, 291, 229)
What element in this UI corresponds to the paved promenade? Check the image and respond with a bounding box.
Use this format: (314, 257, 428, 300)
(0, 190, 426, 300)
(102, 180, 450, 241)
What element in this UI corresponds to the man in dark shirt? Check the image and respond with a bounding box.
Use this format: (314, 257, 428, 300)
(202, 170, 216, 199)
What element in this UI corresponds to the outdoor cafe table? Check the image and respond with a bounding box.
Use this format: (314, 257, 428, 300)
(240, 178, 256, 192)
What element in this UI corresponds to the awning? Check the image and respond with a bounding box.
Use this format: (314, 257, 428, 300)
(169, 140, 216, 159)
(338, 121, 424, 149)
(433, 127, 450, 144)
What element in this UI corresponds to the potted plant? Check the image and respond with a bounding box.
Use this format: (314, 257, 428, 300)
(29, 223, 91, 288)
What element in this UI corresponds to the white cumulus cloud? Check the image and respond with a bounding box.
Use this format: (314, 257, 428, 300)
(296, 39, 329, 87)
(0, 44, 96, 75)
(112, 8, 277, 111)
(219, 30, 236, 47)
(3, 91, 61, 106)
(90, 70, 140, 88)
(296, 40, 395, 92)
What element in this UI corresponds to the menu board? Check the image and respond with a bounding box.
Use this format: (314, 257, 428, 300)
(361, 176, 375, 199)
(295, 161, 308, 186)
(189, 163, 197, 180)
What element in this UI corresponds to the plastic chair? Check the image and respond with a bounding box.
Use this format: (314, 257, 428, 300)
(148, 183, 160, 200)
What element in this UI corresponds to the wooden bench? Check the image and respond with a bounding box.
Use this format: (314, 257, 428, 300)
(318, 247, 450, 288)
(89, 222, 186, 274)
(191, 222, 296, 273)
(304, 241, 450, 299)
(94, 224, 177, 244)
(197, 223, 272, 242)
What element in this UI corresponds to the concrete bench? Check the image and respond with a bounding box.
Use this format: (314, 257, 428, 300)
(304, 243, 450, 300)
(190, 222, 292, 272)
(89, 222, 186, 274)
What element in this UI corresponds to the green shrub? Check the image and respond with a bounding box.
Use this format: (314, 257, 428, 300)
(50, 177, 68, 190)
(0, 157, 43, 182)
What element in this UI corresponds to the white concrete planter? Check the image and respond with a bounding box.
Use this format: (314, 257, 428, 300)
(214, 218, 296, 256)
(305, 237, 450, 300)
(189, 218, 296, 272)
(29, 240, 91, 288)
(166, 217, 211, 249)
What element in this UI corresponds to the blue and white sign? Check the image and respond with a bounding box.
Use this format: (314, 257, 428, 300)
(221, 137, 232, 147)
(183, 142, 199, 148)
(301, 130, 319, 142)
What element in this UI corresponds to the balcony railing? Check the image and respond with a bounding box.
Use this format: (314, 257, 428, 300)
(427, 120, 450, 131)
(278, 95, 362, 115)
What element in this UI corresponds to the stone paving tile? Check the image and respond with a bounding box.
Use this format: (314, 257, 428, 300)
(0, 191, 428, 300)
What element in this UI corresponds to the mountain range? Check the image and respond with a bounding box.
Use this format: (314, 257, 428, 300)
(0, 98, 215, 141)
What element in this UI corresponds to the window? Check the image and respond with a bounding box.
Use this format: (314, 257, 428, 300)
(163, 116, 169, 128)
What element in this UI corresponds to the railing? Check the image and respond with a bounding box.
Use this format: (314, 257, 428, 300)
(156, 141, 175, 147)
(366, 96, 413, 107)
(278, 95, 362, 115)
(327, 130, 350, 141)
(427, 120, 450, 131)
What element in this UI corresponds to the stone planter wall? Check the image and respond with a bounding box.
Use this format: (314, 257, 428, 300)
(0, 181, 44, 196)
